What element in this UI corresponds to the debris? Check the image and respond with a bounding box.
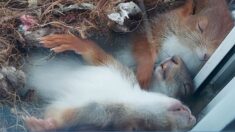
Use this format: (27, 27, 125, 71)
(53, 3, 95, 15)
(108, 1, 142, 26)
(28, 0, 38, 8)
(19, 15, 38, 32)
(107, 1, 143, 32)
(0, 66, 25, 100)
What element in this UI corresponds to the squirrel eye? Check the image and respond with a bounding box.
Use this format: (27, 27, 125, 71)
(197, 17, 208, 33)
(198, 23, 203, 33)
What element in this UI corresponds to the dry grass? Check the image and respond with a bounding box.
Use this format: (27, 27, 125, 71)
(0, 0, 132, 69)
(0, 0, 126, 66)
(0, 0, 123, 100)
(1, 0, 124, 38)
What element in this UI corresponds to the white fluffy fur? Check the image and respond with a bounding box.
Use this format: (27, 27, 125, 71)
(26, 58, 177, 111)
(24, 53, 196, 130)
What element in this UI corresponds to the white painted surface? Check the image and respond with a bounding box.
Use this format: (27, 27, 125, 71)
(191, 77, 235, 131)
(232, 11, 235, 19)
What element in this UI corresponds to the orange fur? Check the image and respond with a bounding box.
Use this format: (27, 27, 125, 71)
(40, 34, 114, 66)
(132, 33, 157, 89)
(133, 0, 194, 89)
(132, 0, 233, 89)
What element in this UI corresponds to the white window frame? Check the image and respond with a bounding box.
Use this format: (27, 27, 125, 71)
(192, 27, 235, 131)
(191, 77, 235, 131)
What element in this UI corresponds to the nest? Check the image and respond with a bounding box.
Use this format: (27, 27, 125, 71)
(0, 0, 124, 107)
(0, 0, 132, 70)
(1, 0, 124, 38)
(0, 0, 189, 131)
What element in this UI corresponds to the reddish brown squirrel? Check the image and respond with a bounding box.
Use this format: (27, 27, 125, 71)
(132, 0, 234, 89)
(24, 34, 195, 131)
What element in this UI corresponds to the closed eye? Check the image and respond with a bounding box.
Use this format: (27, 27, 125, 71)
(198, 23, 203, 33)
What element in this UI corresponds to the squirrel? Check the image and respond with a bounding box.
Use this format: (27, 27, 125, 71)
(132, 0, 234, 89)
(24, 34, 196, 131)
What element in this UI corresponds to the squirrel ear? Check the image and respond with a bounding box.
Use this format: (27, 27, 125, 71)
(197, 16, 208, 33)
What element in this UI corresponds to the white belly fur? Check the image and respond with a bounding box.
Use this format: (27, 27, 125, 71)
(26, 56, 171, 110)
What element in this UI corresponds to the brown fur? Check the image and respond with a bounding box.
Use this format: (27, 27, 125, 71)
(40, 34, 114, 66)
(40, 34, 137, 83)
(132, 0, 234, 89)
(25, 34, 196, 131)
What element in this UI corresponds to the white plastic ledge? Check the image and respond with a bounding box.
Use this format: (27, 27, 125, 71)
(193, 27, 235, 90)
(191, 77, 235, 131)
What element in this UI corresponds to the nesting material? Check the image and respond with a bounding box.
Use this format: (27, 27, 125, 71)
(0, 0, 188, 131)
(0, 66, 25, 100)
(107, 1, 143, 32)
(108, 2, 142, 26)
